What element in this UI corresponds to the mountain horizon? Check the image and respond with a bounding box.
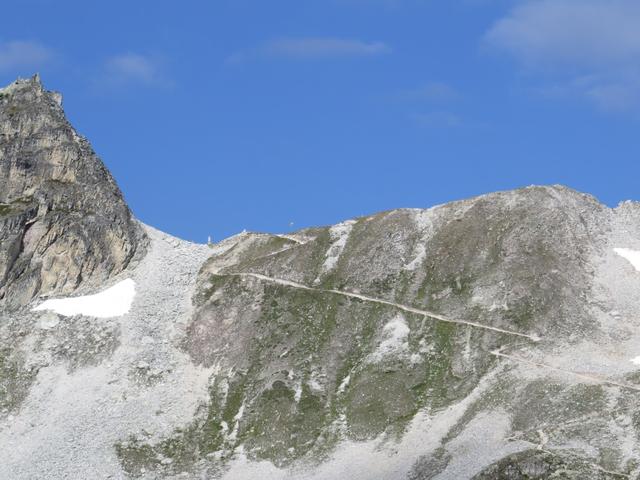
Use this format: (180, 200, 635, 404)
(3, 75, 640, 480)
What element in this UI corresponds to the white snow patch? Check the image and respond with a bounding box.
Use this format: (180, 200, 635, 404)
(631, 356, 640, 366)
(337, 375, 351, 394)
(614, 248, 640, 272)
(320, 220, 356, 274)
(32, 279, 136, 318)
(294, 381, 303, 403)
(370, 314, 410, 362)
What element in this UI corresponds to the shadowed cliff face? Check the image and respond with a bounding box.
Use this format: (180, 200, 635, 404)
(0, 75, 145, 308)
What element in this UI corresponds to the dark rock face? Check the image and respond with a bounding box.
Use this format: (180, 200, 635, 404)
(0, 76, 145, 308)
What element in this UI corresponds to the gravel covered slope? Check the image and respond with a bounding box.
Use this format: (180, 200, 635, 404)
(4, 187, 640, 480)
(0, 225, 211, 479)
(3, 77, 640, 480)
(111, 186, 640, 480)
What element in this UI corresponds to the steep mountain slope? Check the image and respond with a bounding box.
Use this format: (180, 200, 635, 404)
(2, 77, 640, 480)
(0, 75, 144, 309)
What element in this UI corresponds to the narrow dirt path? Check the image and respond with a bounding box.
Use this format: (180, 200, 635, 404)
(220, 271, 640, 396)
(490, 349, 640, 392)
(216, 271, 541, 342)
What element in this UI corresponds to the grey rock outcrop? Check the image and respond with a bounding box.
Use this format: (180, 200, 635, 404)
(0, 75, 145, 308)
(115, 186, 640, 479)
(3, 77, 640, 480)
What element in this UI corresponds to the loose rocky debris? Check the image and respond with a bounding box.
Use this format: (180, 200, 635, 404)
(3, 76, 640, 480)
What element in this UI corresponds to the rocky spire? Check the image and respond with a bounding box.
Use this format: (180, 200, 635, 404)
(0, 75, 145, 308)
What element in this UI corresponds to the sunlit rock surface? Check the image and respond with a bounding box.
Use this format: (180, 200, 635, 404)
(2, 77, 640, 479)
(0, 75, 144, 308)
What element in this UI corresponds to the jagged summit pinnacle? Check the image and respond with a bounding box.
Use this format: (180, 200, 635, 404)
(0, 73, 41, 91)
(0, 75, 145, 308)
(0, 74, 63, 107)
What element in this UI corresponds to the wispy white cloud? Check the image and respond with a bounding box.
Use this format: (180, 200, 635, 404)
(485, 0, 640, 112)
(412, 111, 463, 128)
(397, 82, 463, 128)
(265, 37, 391, 58)
(586, 81, 640, 112)
(227, 37, 391, 63)
(0, 40, 54, 73)
(486, 0, 640, 70)
(398, 82, 460, 102)
(534, 73, 640, 113)
(98, 53, 170, 88)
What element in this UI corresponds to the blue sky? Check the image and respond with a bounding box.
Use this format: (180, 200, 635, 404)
(2, 0, 640, 242)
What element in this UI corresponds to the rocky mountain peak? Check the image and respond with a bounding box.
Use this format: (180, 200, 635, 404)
(0, 75, 145, 308)
(3, 77, 640, 480)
